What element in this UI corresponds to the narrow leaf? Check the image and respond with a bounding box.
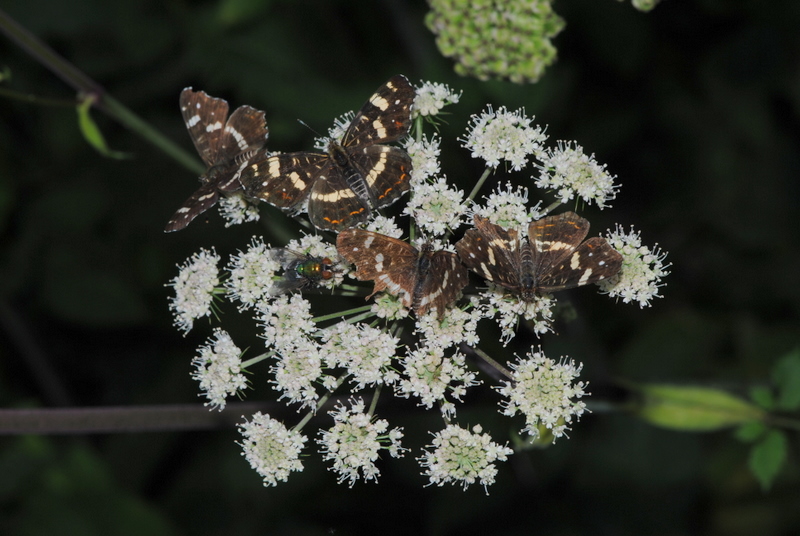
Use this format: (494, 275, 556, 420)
(76, 95, 131, 159)
(636, 384, 765, 432)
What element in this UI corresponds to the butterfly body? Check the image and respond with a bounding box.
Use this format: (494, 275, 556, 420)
(456, 212, 623, 301)
(165, 89, 269, 233)
(242, 75, 415, 231)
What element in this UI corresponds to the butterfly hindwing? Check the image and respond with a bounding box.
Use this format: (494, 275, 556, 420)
(165, 182, 220, 233)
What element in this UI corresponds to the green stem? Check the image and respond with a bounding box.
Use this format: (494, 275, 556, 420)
(293, 374, 349, 432)
(0, 8, 203, 174)
(466, 166, 493, 203)
(367, 384, 382, 417)
(471, 345, 512, 379)
(313, 305, 373, 323)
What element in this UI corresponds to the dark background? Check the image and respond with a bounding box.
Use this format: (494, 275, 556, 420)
(2, 0, 800, 534)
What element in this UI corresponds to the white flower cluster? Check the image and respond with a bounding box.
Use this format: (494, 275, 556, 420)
(166, 78, 670, 492)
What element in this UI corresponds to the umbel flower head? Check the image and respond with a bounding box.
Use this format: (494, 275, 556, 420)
(165, 76, 669, 491)
(425, 0, 565, 83)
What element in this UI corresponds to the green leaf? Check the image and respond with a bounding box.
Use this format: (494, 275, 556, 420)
(772, 347, 800, 410)
(636, 384, 765, 432)
(76, 95, 132, 159)
(748, 429, 787, 491)
(749, 385, 774, 410)
(734, 420, 766, 443)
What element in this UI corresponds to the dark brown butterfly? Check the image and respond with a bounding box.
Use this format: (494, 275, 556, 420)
(337, 229, 468, 317)
(241, 75, 414, 231)
(455, 212, 622, 301)
(165, 88, 268, 232)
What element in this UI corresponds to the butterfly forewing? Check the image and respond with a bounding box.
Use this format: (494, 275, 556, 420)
(342, 74, 415, 147)
(245, 153, 327, 209)
(537, 237, 623, 292)
(528, 212, 590, 283)
(179, 88, 230, 167)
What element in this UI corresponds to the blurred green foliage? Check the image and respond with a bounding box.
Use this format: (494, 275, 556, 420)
(1, 0, 800, 534)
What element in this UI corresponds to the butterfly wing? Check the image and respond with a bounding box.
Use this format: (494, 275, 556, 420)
(241, 152, 328, 210)
(179, 88, 230, 168)
(164, 181, 219, 232)
(456, 216, 524, 292)
(341, 75, 415, 148)
(528, 211, 589, 282)
(220, 105, 269, 156)
(536, 237, 623, 292)
(336, 229, 419, 308)
(414, 249, 469, 317)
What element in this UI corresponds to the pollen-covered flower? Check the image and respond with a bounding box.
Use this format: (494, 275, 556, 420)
(535, 141, 619, 208)
(396, 344, 479, 410)
(364, 215, 404, 239)
(238, 412, 306, 487)
(258, 293, 316, 352)
(473, 182, 538, 229)
(314, 111, 355, 150)
(321, 322, 400, 389)
(483, 285, 555, 345)
(496, 349, 588, 441)
(404, 176, 467, 236)
(403, 134, 441, 185)
(413, 81, 462, 117)
(461, 106, 547, 171)
(218, 192, 260, 227)
(414, 303, 482, 349)
(419, 424, 512, 493)
(370, 293, 410, 321)
(317, 398, 405, 487)
(168, 248, 221, 334)
(270, 335, 323, 409)
(225, 237, 282, 310)
(598, 225, 670, 307)
(191, 329, 248, 411)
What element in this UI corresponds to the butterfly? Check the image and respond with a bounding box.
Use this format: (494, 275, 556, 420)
(240, 75, 414, 231)
(455, 212, 623, 301)
(336, 229, 468, 317)
(165, 88, 269, 232)
(268, 249, 336, 295)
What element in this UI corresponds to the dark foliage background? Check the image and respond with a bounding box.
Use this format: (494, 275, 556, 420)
(1, 0, 799, 534)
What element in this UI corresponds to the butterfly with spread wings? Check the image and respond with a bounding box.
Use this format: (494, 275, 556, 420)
(455, 212, 623, 301)
(165, 88, 269, 232)
(337, 229, 468, 317)
(241, 75, 414, 231)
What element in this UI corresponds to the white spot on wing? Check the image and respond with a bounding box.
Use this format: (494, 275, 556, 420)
(187, 115, 201, 128)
